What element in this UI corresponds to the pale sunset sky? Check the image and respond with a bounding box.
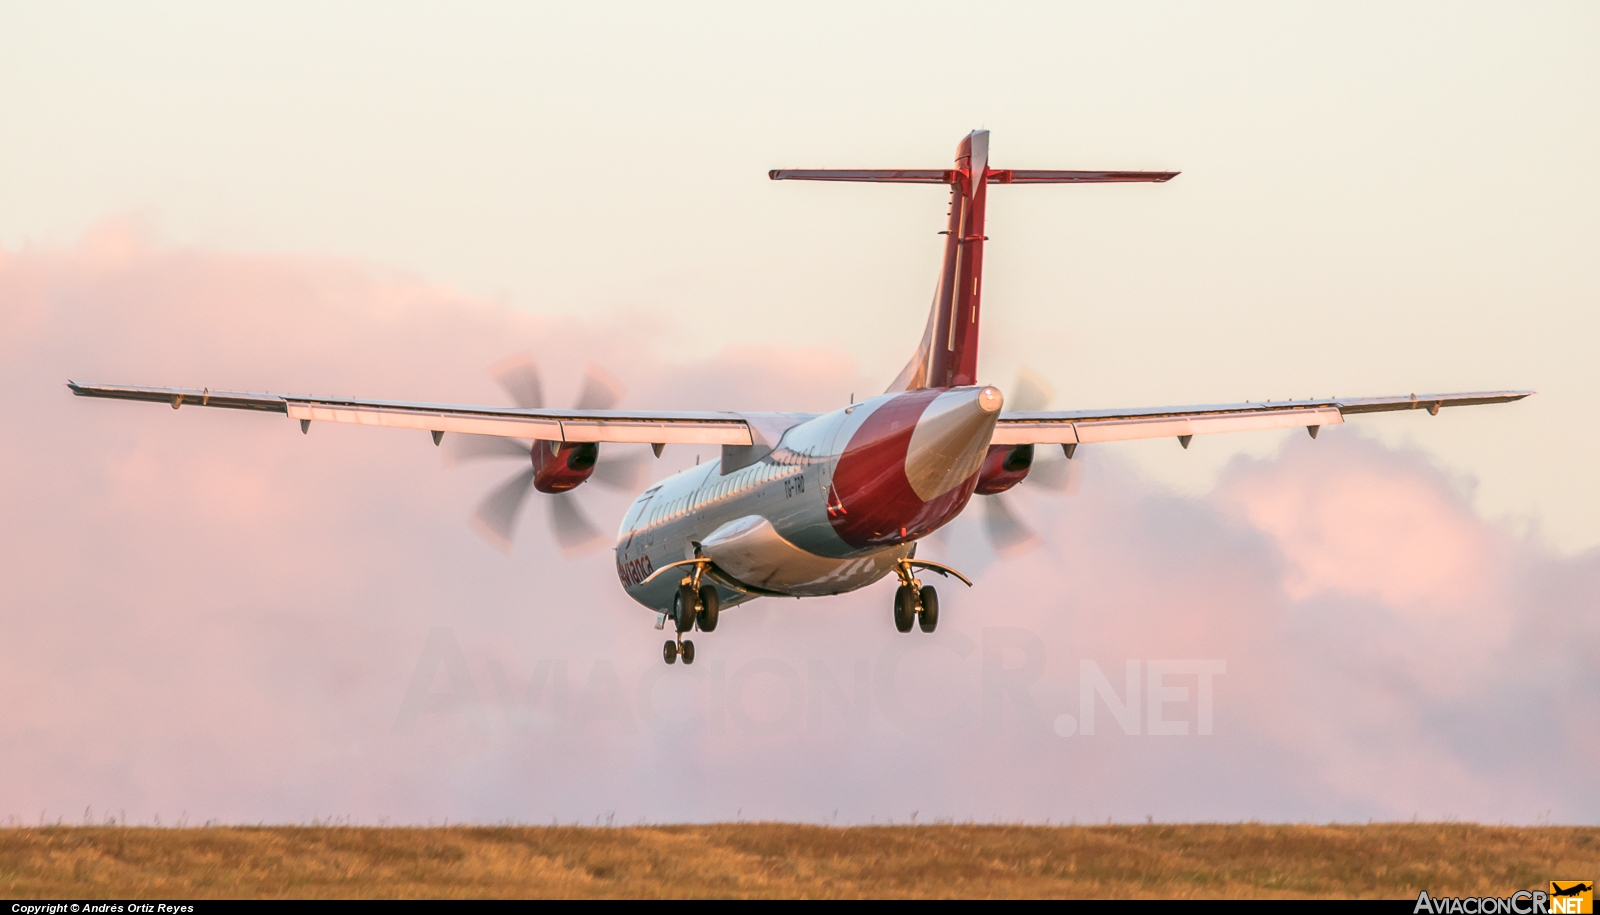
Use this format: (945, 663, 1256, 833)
(0, 2, 1595, 825)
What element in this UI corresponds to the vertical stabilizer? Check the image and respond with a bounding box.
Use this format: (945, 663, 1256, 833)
(889, 130, 991, 392)
(769, 132, 1178, 392)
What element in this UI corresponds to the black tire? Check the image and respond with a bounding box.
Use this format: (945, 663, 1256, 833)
(894, 585, 917, 633)
(697, 585, 720, 632)
(918, 585, 939, 633)
(674, 585, 698, 633)
(681, 640, 695, 665)
(663, 639, 678, 664)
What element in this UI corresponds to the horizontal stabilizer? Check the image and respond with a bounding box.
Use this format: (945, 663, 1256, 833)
(768, 169, 951, 183)
(989, 169, 1178, 184)
(769, 168, 1178, 185)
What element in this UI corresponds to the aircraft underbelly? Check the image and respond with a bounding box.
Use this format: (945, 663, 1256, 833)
(700, 514, 908, 596)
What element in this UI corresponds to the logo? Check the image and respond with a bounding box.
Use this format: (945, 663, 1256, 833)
(1415, 883, 1592, 914)
(1550, 882, 1593, 915)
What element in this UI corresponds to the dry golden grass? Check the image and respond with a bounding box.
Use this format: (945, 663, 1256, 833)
(1, 823, 1594, 899)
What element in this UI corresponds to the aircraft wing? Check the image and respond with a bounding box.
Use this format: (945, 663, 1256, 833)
(67, 382, 754, 445)
(990, 390, 1533, 446)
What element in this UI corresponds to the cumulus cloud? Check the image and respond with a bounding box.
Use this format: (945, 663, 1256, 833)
(0, 226, 1593, 826)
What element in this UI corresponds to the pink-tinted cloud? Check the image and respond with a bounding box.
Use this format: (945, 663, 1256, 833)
(0, 225, 1593, 826)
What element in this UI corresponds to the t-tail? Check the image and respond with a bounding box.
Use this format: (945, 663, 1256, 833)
(771, 130, 1178, 391)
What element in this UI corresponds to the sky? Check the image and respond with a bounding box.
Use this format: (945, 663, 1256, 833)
(0, 2, 1596, 825)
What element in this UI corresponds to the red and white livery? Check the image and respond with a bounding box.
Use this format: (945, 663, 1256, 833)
(70, 131, 1531, 665)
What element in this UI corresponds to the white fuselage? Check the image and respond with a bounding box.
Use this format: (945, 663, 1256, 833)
(612, 386, 1002, 615)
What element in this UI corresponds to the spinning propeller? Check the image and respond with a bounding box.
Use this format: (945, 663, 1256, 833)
(978, 366, 1082, 557)
(444, 354, 649, 555)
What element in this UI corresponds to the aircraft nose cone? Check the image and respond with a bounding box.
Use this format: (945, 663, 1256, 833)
(978, 385, 1003, 414)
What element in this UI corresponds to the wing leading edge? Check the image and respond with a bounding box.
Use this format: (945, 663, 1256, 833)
(67, 382, 754, 445)
(991, 390, 1534, 446)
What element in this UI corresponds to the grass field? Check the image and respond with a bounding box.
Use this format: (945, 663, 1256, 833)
(1, 823, 1595, 899)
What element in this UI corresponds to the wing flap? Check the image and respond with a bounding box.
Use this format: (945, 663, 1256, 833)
(992, 390, 1532, 446)
(282, 400, 564, 439)
(547, 416, 749, 445)
(992, 406, 1342, 445)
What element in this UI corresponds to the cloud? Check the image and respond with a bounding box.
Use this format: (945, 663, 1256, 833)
(0, 225, 1593, 826)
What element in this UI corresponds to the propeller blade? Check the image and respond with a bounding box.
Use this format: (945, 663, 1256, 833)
(491, 352, 545, 409)
(1027, 452, 1082, 494)
(1011, 364, 1056, 413)
(591, 451, 650, 491)
(548, 493, 606, 555)
(470, 466, 538, 553)
(573, 363, 624, 411)
(983, 494, 1040, 558)
(444, 433, 532, 467)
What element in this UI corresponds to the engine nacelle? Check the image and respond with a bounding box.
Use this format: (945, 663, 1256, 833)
(532, 441, 599, 493)
(974, 443, 1033, 495)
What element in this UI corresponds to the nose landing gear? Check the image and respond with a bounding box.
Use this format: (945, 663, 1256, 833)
(891, 558, 970, 634)
(664, 638, 695, 664)
(665, 583, 699, 665)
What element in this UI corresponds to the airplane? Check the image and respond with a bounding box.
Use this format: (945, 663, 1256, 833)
(69, 130, 1531, 666)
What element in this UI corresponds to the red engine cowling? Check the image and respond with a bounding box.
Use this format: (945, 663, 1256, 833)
(532, 441, 599, 493)
(974, 443, 1033, 495)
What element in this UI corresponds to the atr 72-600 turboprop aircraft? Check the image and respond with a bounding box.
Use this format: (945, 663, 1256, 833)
(71, 131, 1530, 665)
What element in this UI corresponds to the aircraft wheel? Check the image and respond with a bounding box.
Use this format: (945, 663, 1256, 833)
(681, 640, 695, 665)
(697, 585, 720, 632)
(893, 585, 917, 633)
(663, 639, 678, 664)
(917, 585, 939, 633)
(674, 585, 698, 633)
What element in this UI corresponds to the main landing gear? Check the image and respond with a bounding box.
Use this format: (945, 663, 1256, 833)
(893, 582, 939, 633)
(663, 578, 720, 665)
(891, 558, 970, 634)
